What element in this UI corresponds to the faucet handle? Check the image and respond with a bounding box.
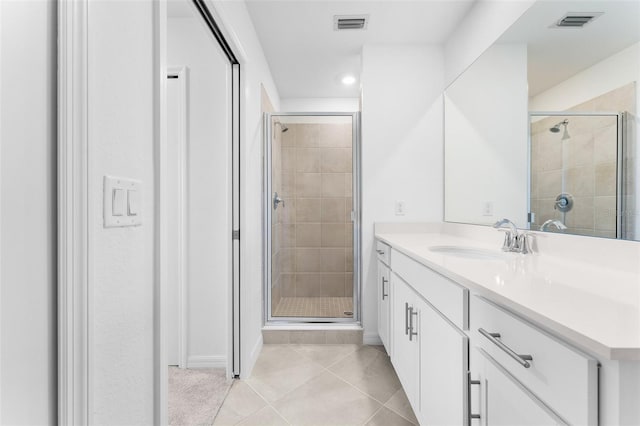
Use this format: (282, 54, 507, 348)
(497, 228, 514, 252)
(515, 232, 534, 254)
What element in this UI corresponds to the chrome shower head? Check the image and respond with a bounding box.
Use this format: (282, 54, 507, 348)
(549, 119, 569, 138)
(274, 121, 289, 133)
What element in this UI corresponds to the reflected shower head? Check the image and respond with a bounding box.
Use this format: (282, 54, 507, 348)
(549, 119, 569, 139)
(274, 121, 289, 133)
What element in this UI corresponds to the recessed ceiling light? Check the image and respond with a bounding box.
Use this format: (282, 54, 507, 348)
(342, 75, 356, 85)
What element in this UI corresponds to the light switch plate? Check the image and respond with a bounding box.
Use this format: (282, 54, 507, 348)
(104, 176, 142, 227)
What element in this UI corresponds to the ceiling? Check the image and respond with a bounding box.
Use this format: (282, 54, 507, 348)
(497, 1, 640, 96)
(246, 0, 476, 99)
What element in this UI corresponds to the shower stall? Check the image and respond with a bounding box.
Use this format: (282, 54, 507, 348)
(263, 113, 361, 323)
(529, 111, 631, 239)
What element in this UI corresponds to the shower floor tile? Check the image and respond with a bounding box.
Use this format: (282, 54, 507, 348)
(273, 297, 353, 318)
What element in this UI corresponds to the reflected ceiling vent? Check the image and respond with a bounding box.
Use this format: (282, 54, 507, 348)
(334, 15, 369, 31)
(552, 12, 603, 28)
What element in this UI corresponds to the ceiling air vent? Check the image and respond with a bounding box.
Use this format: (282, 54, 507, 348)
(334, 15, 369, 31)
(553, 12, 603, 28)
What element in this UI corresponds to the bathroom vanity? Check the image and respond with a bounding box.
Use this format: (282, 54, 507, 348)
(375, 223, 640, 426)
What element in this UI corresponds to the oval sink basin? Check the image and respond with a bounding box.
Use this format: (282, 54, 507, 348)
(429, 245, 505, 261)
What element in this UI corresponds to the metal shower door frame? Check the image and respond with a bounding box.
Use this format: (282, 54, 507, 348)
(528, 111, 625, 238)
(263, 112, 362, 324)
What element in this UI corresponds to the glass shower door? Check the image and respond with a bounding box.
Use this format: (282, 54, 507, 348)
(265, 113, 360, 322)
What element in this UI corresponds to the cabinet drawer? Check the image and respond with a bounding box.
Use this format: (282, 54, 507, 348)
(375, 240, 391, 266)
(471, 296, 598, 426)
(391, 249, 468, 330)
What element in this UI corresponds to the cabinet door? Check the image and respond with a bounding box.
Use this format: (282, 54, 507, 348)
(418, 298, 468, 426)
(377, 262, 391, 353)
(478, 349, 565, 426)
(390, 274, 420, 406)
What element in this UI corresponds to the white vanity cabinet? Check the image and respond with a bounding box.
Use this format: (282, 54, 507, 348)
(389, 249, 469, 426)
(376, 241, 392, 353)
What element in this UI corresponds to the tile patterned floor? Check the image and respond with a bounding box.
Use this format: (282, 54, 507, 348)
(273, 297, 353, 318)
(213, 344, 418, 426)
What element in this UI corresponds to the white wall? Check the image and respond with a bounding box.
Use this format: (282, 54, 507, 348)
(444, 0, 535, 87)
(167, 16, 232, 369)
(0, 1, 57, 424)
(206, 0, 281, 378)
(280, 97, 359, 112)
(361, 45, 444, 343)
(530, 42, 640, 112)
(88, 1, 156, 422)
(444, 44, 529, 227)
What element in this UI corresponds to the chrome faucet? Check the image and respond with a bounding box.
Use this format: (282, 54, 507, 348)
(540, 219, 567, 232)
(493, 218, 532, 254)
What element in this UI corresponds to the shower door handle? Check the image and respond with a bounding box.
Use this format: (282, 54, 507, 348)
(273, 192, 285, 210)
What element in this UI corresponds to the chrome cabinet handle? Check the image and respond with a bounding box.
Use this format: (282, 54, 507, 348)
(478, 328, 533, 368)
(405, 303, 410, 335)
(376, 249, 385, 255)
(409, 307, 418, 341)
(467, 371, 481, 424)
(381, 277, 388, 300)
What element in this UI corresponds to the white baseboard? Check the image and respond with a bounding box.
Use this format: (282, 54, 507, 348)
(241, 334, 263, 380)
(187, 355, 227, 369)
(363, 332, 382, 346)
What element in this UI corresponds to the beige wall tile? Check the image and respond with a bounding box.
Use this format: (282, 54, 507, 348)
(345, 197, 353, 222)
(281, 273, 296, 297)
(564, 197, 595, 229)
(296, 198, 322, 223)
(321, 198, 346, 223)
(345, 173, 353, 196)
(282, 147, 296, 172)
(321, 148, 351, 173)
(296, 274, 322, 297)
(594, 125, 618, 164)
(321, 273, 345, 297)
(281, 224, 296, 248)
(595, 162, 617, 197)
(565, 134, 594, 168)
(280, 249, 295, 273)
(296, 224, 321, 247)
(296, 148, 321, 173)
(322, 174, 346, 197)
(298, 124, 320, 147)
(564, 166, 595, 197)
(281, 124, 297, 147)
(296, 248, 322, 272)
(296, 173, 322, 197)
(281, 172, 296, 197)
(346, 224, 353, 246)
(594, 196, 617, 231)
(345, 273, 354, 296)
(321, 248, 345, 272)
(322, 223, 346, 247)
(345, 249, 353, 272)
(537, 170, 562, 198)
(280, 198, 296, 223)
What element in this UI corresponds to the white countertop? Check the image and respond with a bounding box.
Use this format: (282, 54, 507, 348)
(375, 230, 640, 361)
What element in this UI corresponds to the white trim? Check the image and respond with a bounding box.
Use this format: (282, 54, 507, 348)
(167, 66, 189, 369)
(153, 0, 168, 424)
(187, 356, 228, 369)
(58, 0, 90, 424)
(241, 334, 263, 379)
(262, 324, 363, 331)
(363, 332, 383, 346)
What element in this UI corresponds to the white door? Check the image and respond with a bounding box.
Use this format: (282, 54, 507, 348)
(479, 350, 564, 426)
(166, 70, 187, 367)
(418, 299, 468, 426)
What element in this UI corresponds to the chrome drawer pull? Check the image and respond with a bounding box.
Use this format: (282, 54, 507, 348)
(478, 328, 533, 368)
(381, 277, 388, 300)
(405, 303, 410, 335)
(467, 371, 481, 424)
(409, 307, 418, 341)
(376, 249, 385, 255)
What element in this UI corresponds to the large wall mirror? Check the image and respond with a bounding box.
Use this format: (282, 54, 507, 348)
(444, 1, 640, 240)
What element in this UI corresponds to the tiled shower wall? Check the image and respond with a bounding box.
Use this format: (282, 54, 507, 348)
(274, 122, 354, 302)
(271, 124, 284, 308)
(530, 82, 637, 238)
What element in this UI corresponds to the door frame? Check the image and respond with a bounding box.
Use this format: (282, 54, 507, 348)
(263, 112, 362, 324)
(57, 0, 242, 424)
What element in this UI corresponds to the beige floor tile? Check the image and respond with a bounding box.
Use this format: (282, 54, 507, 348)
(365, 407, 416, 426)
(236, 406, 289, 426)
(329, 345, 402, 403)
(272, 371, 381, 425)
(291, 344, 360, 367)
(246, 345, 325, 402)
(213, 381, 266, 425)
(384, 388, 419, 425)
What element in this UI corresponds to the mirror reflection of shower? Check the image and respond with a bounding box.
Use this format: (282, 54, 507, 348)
(549, 119, 570, 140)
